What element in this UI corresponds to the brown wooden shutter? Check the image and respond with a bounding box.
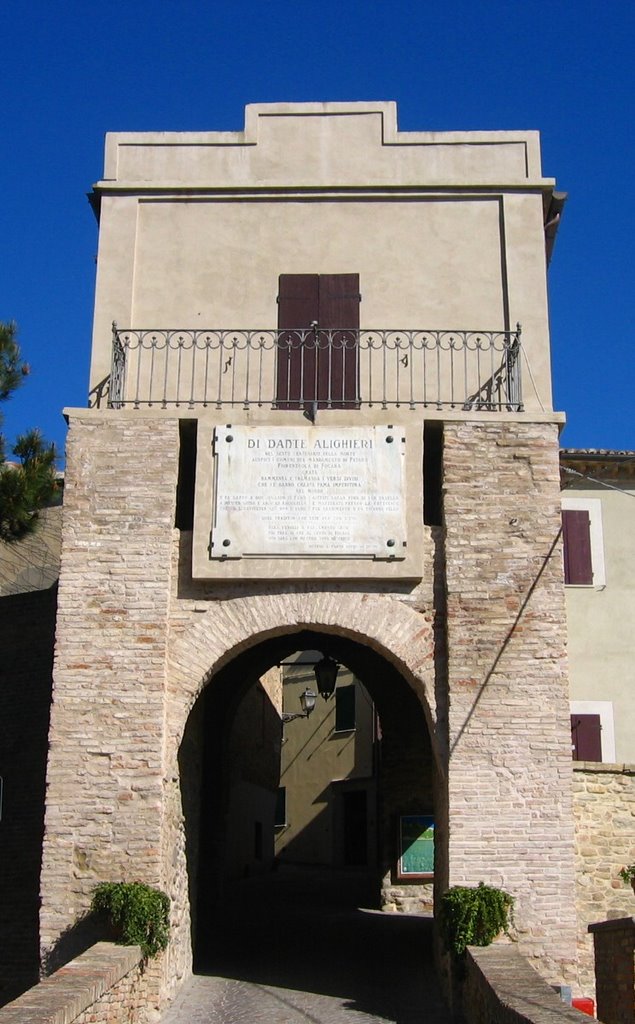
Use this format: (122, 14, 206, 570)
(274, 787, 287, 827)
(276, 273, 359, 408)
(562, 509, 593, 584)
(318, 274, 360, 408)
(335, 684, 356, 732)
(276, 274, 319, 407)
(570, 714, 602, 761)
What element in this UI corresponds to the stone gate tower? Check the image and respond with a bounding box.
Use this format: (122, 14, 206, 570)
(40, 103, 576, 1005)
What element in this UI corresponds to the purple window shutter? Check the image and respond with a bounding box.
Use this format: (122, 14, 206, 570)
(562, 509, 593, 584)
(570, 714, 602, 761)
(318, 274, 360, 408)
(276, 274, 319, 407)
(276, 274, 360, 409)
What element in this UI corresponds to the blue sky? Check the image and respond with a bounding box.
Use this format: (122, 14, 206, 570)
(1, 0, 633, 462)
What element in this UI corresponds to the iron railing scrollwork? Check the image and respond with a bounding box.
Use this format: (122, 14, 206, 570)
(109, 324, 127, 410)
(107, 324, 523, 413)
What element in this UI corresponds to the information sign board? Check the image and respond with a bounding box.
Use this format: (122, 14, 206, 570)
(397, 814, 434, 878)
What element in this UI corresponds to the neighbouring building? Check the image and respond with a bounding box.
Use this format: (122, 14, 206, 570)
(7, 102, 621, 1011)
(275, 657, 379, 877)
(561, 449, 635, 763)
(560, 449, 635, 995)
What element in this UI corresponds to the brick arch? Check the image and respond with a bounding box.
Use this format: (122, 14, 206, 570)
(167, 590, 438, 754)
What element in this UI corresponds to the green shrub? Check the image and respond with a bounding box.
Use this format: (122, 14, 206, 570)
(440, 882, 514, 956)
(91, 882, 170, 959)
(619, 864, 635, 886)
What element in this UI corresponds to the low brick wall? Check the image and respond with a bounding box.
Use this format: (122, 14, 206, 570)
(0, 943, 158, 1024)
(463, 944, 588, 1024)
(573, 763, 635, 996)
(589, 917, 634, 1024)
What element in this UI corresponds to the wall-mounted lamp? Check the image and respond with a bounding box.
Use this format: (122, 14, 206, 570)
(282, 687, 317, 723)
(313, 654, 339, 701)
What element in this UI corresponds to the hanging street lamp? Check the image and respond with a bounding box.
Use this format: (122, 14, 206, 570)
(313, 654, 339, 701)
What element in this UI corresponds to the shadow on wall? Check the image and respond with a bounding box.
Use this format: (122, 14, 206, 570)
(178, 661, 283, 959)
(40, 913, 106, 976)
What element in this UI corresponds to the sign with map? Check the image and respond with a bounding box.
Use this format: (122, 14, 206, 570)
(398, 814, 434, 878)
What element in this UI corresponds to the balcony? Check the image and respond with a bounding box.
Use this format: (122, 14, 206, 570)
(106, 324, 523, 413)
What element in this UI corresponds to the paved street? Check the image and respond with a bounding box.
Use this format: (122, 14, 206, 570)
(161, 869, 450, 1024)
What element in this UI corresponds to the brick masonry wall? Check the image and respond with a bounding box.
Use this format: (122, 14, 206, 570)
(0, 586, 56, 1006)
(71, 963, 148, 1024)
(573, 763, 635, 996)
(40, 409, 440, 1009)
(40, 412, 579, 1009)
(463, 944, 587, 1024)
(442, 421, 577, 985)
(39, 415, 179, 987)
(0, 943, 160, 1024)
(161, 574, 439, 991)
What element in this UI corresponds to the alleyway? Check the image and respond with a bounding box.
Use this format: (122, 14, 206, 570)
(161, 869, 450, 1024)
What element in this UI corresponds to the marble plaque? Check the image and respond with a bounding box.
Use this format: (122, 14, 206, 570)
(211, 426, 406, 559)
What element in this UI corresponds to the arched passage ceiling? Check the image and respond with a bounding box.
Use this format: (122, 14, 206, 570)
(203, 628, 439, 767)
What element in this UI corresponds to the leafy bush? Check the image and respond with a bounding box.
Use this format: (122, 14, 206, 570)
(91, 882, 170, 959)
(619, 864, 635, 886)
(440, 882, 514, 956)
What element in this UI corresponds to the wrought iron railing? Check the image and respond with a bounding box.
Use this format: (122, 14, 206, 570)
(106, 324, 522, 412)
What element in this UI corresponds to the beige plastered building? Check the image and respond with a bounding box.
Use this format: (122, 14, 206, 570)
(560, 449, 635, 993)
(562, 449, 635, 763)
(37, 102, 583, 1011)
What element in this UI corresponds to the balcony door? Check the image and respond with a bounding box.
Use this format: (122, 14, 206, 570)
(276, 273, 360, 408)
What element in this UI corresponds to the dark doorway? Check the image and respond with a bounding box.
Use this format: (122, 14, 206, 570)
(343, 790, 368, 866)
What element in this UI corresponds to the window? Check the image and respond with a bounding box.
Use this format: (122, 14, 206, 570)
(276, 274, 360, 408)
(423, 421, 443, 527)
(570, 701, 615, 762)
(254, 821, 263, 860)
(335, 685, 356, 732)
(274, 787, 287, 828)
(562, 509, 592, 584)
(175, 419, 197, 529)
(570, 714, 601, 761)
(561, 497, 605, 586)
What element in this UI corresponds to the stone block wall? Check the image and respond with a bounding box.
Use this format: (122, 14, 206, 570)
(160, 532, 439, 989)
(39, 415, 179, 984)
(39, 411, 578, 1009)
(0, 943, 159, 1024)
(573, 763, 635, 995)
(443, 421, 577, 984)
(463, 944, 587, 1024)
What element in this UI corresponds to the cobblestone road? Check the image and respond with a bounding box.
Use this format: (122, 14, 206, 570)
(161, 870, 451, 1024)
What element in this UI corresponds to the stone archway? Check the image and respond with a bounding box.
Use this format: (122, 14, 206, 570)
(163, 593, 441, 977)
(166, 590, 438, 745)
